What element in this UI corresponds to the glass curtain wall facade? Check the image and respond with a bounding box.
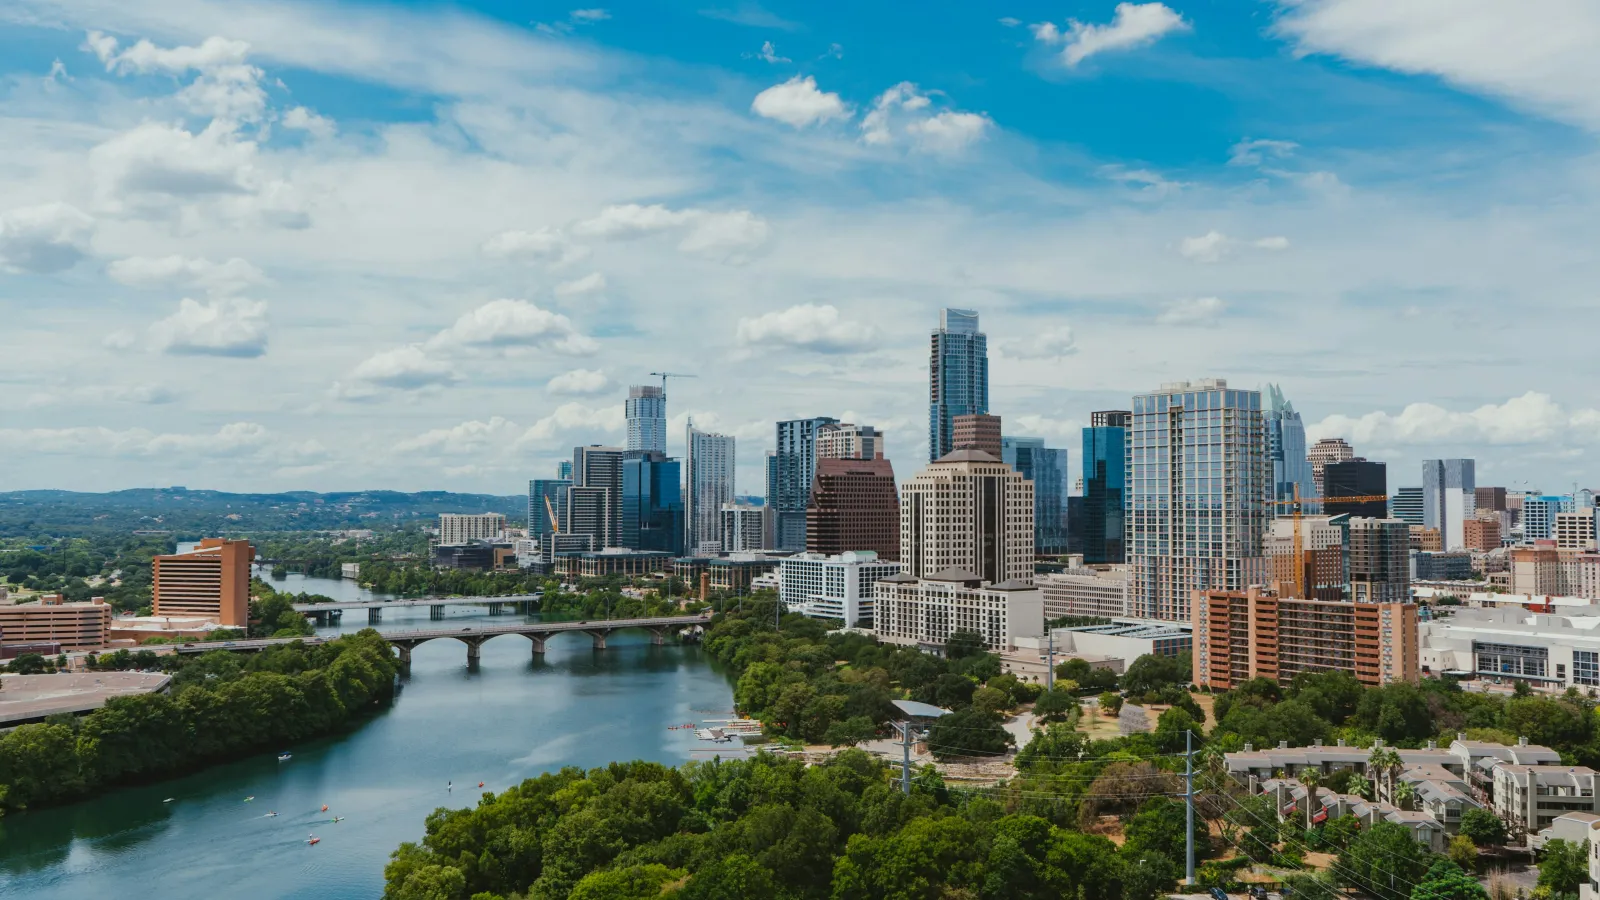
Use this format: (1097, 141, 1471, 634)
(1265, 383, 1314, 504)
(1128, 380, 1270, 622)
(1082, 410, 1129, 564)
(1001, 436, 1069, 555)
(685, 426, 735, 554)
(528, 479, 570, 539)
(621, 452, 683, 554)
(928, 308, 988, 462)
(625, 385, 667, 455)
(767, 417, 839, 551)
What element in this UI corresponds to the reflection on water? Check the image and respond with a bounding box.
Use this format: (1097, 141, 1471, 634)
(0, 573, 733, 899)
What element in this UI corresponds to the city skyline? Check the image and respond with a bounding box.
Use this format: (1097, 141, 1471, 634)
(3, 4, 1600, 495)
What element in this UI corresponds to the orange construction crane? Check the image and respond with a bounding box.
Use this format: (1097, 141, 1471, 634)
(1269, 486, 1389, 599)
(543, 495, 561, 534)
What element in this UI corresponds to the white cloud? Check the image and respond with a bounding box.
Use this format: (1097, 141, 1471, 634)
(149, 297, 270, 357)
(999, 17, 1022, 27)
(89, 121, 308, 227)
(751, 76, 849, 127)
(1007, 414, 1083, 440)
(0, 421, 325, 472)
(1102, 165, 1187, 196)
(553, 272, 606, 297)
(1309, 392, 1599, 447)
(87, 32, 266, 122)
(536, 7, 612, 35)
(571, 9, 610, 22)
(1178, 231, 1291, 263)
(1001, 326, 1078, 360)
(0, 203, 94, 274)
(24, 383, 176, 409)
(735, 303, 875, 353)
(1229, 138, 1298, 166)
(860, 82, 991, 152)
(573, 204, 769, 260)
(337, 345, 461, 396)
(481, 228, 589, 266)
(427, 299, 598, 355)
(394, 416, 522, 453)
(746, 41, 791, 64)
(1271, 0, 1600, 130)
(1156, 296, 1225, 326)
(522, 402, 624, 442)
(281, 106, 336, 139)
(108, 255, 267, 296)
(1031, 2, 1189, 67)
(547, 368, 610, 395)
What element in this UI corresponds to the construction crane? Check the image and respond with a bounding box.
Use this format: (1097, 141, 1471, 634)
(543, 495, 560, 535)
(1269, 485, 1389, 600)
(648, 371, 696, 399)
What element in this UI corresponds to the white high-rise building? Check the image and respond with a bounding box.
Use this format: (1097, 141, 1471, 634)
(685, 425, 736, 555)
(816, 423, 886, 461)
(626, 385, 667, 455)
(779, 551, 901, 628)
(720, 502, 765, 553)
(1422, 459, 1477, 551)
(1127, 379, 1271, 622)
(438, 513, 506, 546)
(898, 449, 1034, 585)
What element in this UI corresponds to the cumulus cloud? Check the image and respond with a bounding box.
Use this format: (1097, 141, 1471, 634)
(1178, 231, 1291, 263)
(1309, 392, 1600, 447)
(735, 303, 875, 353)
(751, 76, 849, 127)
(336, 345, 462, 397)
(573, 204, 769, 260)
(89, 121, 308, 227)
(1001, 326, 1078, 360)
(861, 83, 991, 152)
(1270, 0, 1600, 131)
(1156, 296, 1225, 326)
(1007, 414, 1084, 440)
(537, 7, 612, 35)
(281, 106, 335, 139)
(0, 203, 94, 274)
(1031, 2, 1189, 67)
(87, 32, 266, 123)
(547, 368, 611, 395)
(24, 383, 176, 409)
(428, 299, 598, 355)
(0, 421, 326, 471)
(522, 402, 624, 442)
(745, 41, 791, 64)
(394, 416, 523, 453)
(554, 272, 606, 297)
(1101, 165, 1187, 196)
(1229, 138, 1299, 166)
(481, 228, 589, 266)
(149, 297, 269, 357)
(108, 254, 267, 296)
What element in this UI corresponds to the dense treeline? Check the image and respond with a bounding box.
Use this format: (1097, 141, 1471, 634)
(0, 534, 170, 612)
(256, 531, 431, 579)
(0, 630, 398, 815)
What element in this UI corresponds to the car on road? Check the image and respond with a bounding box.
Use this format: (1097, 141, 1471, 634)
(1209, 888, 1230, 900)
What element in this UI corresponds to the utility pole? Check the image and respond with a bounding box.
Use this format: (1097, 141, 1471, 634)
(1046, 629, 1055, 691)
(898, 720, 913, 795)
(1185, 729, 1196, 885)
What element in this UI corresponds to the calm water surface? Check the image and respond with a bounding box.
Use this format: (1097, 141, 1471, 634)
(0, 572, 734, 898)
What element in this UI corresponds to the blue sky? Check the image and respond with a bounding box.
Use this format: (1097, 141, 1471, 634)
(1, 0, 1598, 495)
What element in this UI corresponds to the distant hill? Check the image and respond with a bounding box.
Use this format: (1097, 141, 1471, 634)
(0, 488, 525, 539)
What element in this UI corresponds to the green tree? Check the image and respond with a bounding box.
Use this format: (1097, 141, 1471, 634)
(1447, 835, 1478, 873)
(1335, 821, 1438, 900)
(1120, 655, 1190, 697)
(1458, 808, 1507, 847)
(1099, 692, 1123, 715)
(569, 864, 680, 900)
(944, 630, 984, 660)
(926, 708, 1012, 761)
(1033, 689, 1078, 723)
(1120, 849, 1180, 900)
(971, 686, 1010, 715)
(1412, 858, 1488, 900)
(7, 653, 48, 675)
(1537, 839, 1588, 899)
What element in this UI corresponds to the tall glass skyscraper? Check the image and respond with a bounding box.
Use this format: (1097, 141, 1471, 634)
(1422, 459, 1476, 550)
(625, 385, 667, 455)
(1081, 410, 1130, 564)
(1001, 436, 1070, 554)
(1127, 379, 1270, 621)
(928, 308, 988, 462)
(1264, 384, 1313, 504)
(685, 425, 735, 554)
(767, 416, 839, 551)
(621, 451, 683, 554)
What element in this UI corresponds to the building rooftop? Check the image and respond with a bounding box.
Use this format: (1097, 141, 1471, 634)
(926, 567, 982, 583)
(892, 699, 951, 719)
(933, 449, 1000, 464)
(0, 671, 172, 726)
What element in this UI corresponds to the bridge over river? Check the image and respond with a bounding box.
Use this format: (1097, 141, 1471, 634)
(291, 594, 544, 625)
(174, 613, 713, 667)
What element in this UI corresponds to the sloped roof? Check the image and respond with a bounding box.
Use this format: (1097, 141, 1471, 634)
(926, 567, 982, 583)
(990, 579, 1037, 591)
(935, 448, 1001, 463)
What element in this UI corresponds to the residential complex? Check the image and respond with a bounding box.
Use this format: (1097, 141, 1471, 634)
(1194, 585, 1418, 690)
(684, 425, 735, 555)
(438, 513, 506, 546)
(719, 502, 766, 553)
(625, 384, 667, 455)
(816, 422, 885, 460)
(928, 307, 988, 462)
(805, 457, 900, 561)
(152, 538, 255, 627)
(778, 551, 901, 628)
(1127, 379, 1270, 622)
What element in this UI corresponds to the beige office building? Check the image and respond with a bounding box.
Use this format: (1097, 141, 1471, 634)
(0, 595, 112, 652)
(897, 449, 1034, 585)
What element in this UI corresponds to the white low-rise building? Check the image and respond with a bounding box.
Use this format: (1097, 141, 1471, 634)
(872, 568, 1044, 653)
(1037, 566, 1130, 618)
(1494, 765, 1600, 836)
(778, 551, 900, 628)
(1420, 606, 1600, 689)
(1053, 618, 1191, 661)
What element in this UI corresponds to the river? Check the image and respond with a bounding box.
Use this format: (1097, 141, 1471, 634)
(0, 571, 735, 899)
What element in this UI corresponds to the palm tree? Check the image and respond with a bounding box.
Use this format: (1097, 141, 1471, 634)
(1349, 773, 1373, 800)
(1395, 780, 1417, 812)
(1301, 768, 1322, 831)
(1368, 746, 1403, 803)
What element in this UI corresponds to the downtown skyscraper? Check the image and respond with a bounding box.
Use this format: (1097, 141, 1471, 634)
(625, 385, 666, 455)
(1264, 383, 1314, 504)
(928, 308, 988, 462)
(767, 416, 839, 551)
(1080, 410, 1130, 564)
(1422, 458, 1476, 551)
(685, 424, 735, 555)
(1128, 379, 1271, 621)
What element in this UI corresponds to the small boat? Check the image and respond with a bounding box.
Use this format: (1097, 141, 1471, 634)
(163, 798, 174, 803)
(267, 812, 279, 818)
(277, 752, 292, 762)
(320, 804, 328, 812)
(307, 835, 320, 846)
(244, 796, 255, 802)
(477, 782, 484, 788)
(332, 816, 345, 823)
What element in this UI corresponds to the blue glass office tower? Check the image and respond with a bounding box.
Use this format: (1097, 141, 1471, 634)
(528, 479, 570, 539)
(622, 451, 683, 554)
(929, 308, 988, 462)
(1264, 384, 1314, 503)
(767, 417, 839, 551)
(1081, 410, 1129, 564)
(1002, 436, 1070, 554)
